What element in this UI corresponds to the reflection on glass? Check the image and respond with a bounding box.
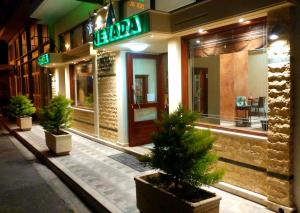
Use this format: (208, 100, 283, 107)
(188, 21, 268, 132)
(75, 61, 93, 108)
(134, 107, 157, 122)
(133, 58, 157, 104)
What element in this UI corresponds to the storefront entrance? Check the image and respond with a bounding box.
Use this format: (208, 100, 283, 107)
(127, 53, 164, 146)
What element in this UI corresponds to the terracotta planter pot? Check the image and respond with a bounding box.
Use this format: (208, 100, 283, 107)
(45, 131, 72, 155)
(135, 172, 221, 213)
(16, 116, 32, 131)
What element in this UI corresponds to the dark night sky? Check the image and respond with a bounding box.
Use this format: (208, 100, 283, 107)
(0, 0, 20, 30)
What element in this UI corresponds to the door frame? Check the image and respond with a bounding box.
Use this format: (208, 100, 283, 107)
(126, 53, 164, 146)
(192, 68, 208, 114)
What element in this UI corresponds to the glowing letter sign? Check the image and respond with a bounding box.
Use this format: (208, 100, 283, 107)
(93, 14, 149, 48)
(38, 53, 50, 66)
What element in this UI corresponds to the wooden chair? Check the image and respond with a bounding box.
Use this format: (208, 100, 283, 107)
(252, 97, 266, 117)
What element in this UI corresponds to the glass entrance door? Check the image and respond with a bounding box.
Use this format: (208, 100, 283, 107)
(127, 53, 163, 146)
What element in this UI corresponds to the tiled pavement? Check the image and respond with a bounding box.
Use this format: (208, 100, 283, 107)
(6, 123, 273, 213)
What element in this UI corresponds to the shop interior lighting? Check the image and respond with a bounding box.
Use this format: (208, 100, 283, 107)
(123, 43, 149, 52)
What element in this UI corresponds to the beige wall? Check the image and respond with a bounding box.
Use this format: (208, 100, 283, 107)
(56, 67, 65, 96)
(192, 56, 220, 116)
(71, 108, 95, 136)
(248, 51, 268, 98)
(155, 0, 195, 12)
(213, 130, 267, 195)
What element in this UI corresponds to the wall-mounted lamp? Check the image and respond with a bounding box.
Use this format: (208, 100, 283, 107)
(65, 43, 70, 50)
(269, 23, 285, 41)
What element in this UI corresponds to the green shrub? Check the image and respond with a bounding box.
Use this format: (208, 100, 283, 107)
(142, 105, 224, 189)
(40, 95, 73, 135)
(8, 95, 36, 118)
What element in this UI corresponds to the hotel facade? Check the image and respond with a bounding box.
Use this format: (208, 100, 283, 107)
(8, 0, 300, 212)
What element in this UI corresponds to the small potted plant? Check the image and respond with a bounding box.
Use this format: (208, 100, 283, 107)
(40, 95, 73, 155)
(8, 95, 36, 131)
(135, 105, 224, 213)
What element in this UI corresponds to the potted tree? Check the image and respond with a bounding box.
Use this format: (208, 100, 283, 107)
(40, 95, 73, 155)
(135, 106, 224, 213)
(8, 95, 36, 131)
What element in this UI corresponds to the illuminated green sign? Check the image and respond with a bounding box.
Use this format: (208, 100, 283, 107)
(38, 54, 50, 66)
(93, 14, 149, 48)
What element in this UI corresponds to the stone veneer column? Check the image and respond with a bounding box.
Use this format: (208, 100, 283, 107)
(266, 7, 295, 210)
(98, 51, 118, 142)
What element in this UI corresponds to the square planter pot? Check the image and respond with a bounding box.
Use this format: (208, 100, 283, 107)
(45, 131, 72, 155)
(16, 116, 32, 131)
(135, 172, 221, 213)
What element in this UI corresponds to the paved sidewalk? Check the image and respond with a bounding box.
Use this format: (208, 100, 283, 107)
(0, 126, 90, 213)
(4, 122, 273, 213)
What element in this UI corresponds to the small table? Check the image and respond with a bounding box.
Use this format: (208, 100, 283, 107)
(235, 105, 251, 127)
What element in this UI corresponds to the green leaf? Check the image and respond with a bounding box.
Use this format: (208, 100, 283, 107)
(39, 95, 73, 134)
(142, 104, 224, 188)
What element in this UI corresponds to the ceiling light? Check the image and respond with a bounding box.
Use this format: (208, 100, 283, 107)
(150, 34, 154, 38)
(122, 43, 149, 52)
(103, 6, 108, 10)
(244, 20, 251, 24)
(239, 18, 245, 23)
(196, 40, 200, 44)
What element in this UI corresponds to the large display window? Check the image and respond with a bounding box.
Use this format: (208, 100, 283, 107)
(74, 61, 94, 109)
(184, 18, 268, 133)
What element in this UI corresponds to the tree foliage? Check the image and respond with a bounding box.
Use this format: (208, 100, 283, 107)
(8, 95, 36, 118)
(142, 105, 224, 188)
(40, 95, 73, 135)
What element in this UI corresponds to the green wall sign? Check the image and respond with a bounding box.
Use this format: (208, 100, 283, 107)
(93, 13, 149, 49)
(38, 54, 50, 66)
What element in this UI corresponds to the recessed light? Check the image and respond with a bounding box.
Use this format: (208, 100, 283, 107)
(196, 40, 200, 44)
(244, 20, 251, 24)
(150, 34, 154, 38)
(198, 29, 208, 34)
(103, 6, 108, 10)
(239, 18, 245, 23)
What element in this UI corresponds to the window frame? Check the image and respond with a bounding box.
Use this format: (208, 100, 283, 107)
(72, 60, 94, 110)
(181, 17, 268, 137)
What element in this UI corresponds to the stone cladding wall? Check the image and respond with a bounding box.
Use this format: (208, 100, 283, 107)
(98, 51, 118, 142)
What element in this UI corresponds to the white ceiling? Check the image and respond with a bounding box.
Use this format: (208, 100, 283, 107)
(31, 0, 82, 24)
(102, 32, 172, 54)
